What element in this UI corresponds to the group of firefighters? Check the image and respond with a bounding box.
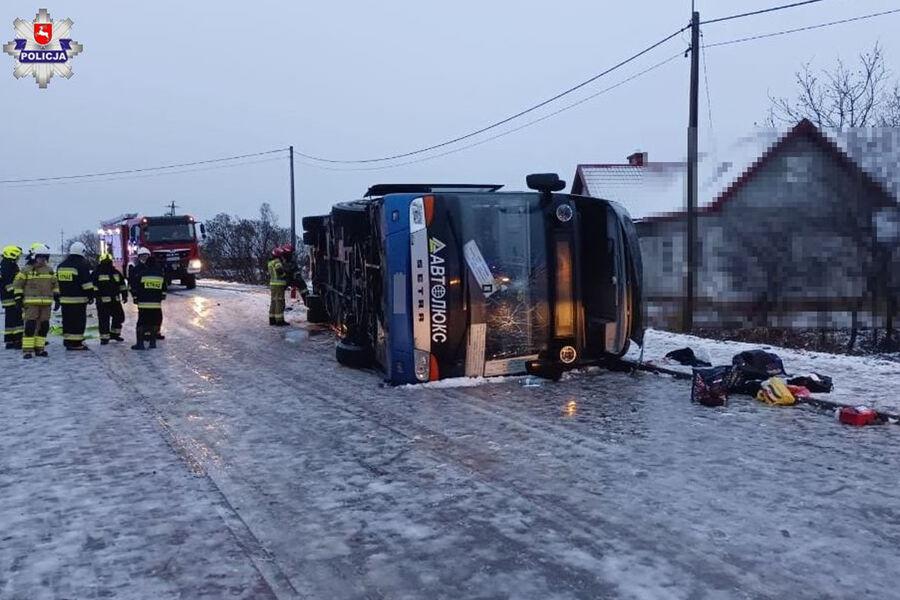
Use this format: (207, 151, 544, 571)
(1, 242, 168, 358)
(1, 241, 307, 358)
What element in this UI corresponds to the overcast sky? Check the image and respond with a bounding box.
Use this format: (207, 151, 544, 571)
(1, 0, 898, 248)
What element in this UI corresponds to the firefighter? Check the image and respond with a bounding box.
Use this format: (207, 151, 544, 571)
(129, 247, 166, 350)
(267, 246, 289, 326)
(2, 245, 24, 349)
(13, 243, 59, 359)
(92, 252, 128, 345)
(57, 242, 96, 351)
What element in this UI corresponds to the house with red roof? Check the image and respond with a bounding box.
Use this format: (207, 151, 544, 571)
(572, 120, 900, 331)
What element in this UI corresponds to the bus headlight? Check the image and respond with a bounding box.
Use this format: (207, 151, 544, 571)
(414, 349, 430, 381)
(555, 203, 574, 223)
(559, 345, 577, 364)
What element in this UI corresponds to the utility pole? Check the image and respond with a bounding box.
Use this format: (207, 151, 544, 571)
(167, 201, 178, 216)
(684, 10, 700, 333)
(60, 229, 64, 254)
(289, 145, 296, 249)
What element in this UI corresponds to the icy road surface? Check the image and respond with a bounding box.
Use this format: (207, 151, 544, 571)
(2, 283, 900, 600)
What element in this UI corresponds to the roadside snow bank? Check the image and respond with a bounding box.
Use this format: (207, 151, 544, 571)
(626, 329, 900, 415)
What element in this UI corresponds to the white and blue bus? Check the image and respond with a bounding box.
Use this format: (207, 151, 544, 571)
(302, 173, 643, 385)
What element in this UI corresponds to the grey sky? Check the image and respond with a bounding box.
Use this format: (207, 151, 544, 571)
(1, 0, 898, 248)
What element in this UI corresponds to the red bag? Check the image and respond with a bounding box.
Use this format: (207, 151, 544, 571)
(787, 384, 811, 398)
(837, 406, 878, 427)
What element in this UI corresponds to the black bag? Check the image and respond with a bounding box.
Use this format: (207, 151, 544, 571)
(691, 366, 737, 407)
(731, 350, 785, 380)
(665, 347, 712, 367)
(787, 373, 833, 394)
(731, 378, 763, 397)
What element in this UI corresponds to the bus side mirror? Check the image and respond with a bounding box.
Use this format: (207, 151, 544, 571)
(199, 223, 207, 240)
(526, 173, 566, 206)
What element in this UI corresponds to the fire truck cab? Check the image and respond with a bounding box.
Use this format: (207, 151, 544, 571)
(99, 213, 205, 289)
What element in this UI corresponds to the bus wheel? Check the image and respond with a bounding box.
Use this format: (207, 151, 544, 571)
(305, 294, 329, 324)
(183, 274, 197, 289)
(336, 339, 373, 369)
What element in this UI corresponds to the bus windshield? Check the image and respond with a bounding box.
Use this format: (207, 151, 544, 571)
(456, 193, 549, 360)
(144, 222, 195, 243)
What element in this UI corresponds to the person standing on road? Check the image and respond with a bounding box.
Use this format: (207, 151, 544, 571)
(57, 242, 95, 351)
(267, 246, 289, 326)
(129, 247, 166, 350)
(12, 244, 59, 359)
(92, 252, 128, 345)
(1, 245, 24, 349)
(279, 244, 309, 305)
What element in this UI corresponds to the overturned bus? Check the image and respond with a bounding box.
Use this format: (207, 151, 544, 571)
(302, 173, 643, 385)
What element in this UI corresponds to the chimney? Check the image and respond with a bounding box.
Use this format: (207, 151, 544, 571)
(627, 151, 648, 166)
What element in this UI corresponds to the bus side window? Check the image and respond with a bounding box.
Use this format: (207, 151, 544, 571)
(131, 225, 140, 243)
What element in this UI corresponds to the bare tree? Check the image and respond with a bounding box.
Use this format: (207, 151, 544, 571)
(768, 43, 900, 128)
(63, 230, 101, 258)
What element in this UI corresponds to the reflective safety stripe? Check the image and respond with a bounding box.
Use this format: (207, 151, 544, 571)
(59, 297, 88, 304)
(270, 282, 287, 288)
(22, 337, 35, 351)
(24, 273, 55, 280)
(110, 328, 121, 334)
(137, 303, 162, 309)
(81, 282, 95, 290)
(270, 312, 285, 318)
(119, 285, 129, 291)
(100, 296, 113, 303)
(62, 334, 85, 341)
(1, 300, 14, 307)
(4, 283, 14, 291)
(96, 275, 111, 281)
(4, 327, 24, 335)
(34, 336, 46, 349)
(100, 334, 110, 340)
(56, 268, 77, 282)
(23, 299, 53, 305)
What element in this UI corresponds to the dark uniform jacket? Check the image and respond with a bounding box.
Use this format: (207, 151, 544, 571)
(92, 263, 128, 304)
(0, 257, 19, 308)
(57, 255, 95, 305)
(130, 261, 167, 308)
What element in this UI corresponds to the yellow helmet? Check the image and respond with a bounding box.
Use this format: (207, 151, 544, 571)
(99, 252, 113, 263)
(2, 245, 22, 260)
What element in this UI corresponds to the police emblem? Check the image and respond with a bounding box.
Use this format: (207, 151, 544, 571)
(3, 8, 83, 88)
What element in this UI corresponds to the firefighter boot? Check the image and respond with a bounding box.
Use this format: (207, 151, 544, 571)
(148, 333, 157, 349)
(131, 327, 145, 351)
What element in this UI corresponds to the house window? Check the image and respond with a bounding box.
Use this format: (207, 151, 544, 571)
(662, 239, 673, 274)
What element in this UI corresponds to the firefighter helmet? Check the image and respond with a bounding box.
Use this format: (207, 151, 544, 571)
(136, 247, 151, 257)
(30, 243, 51, 257)
(272, 247, 284, 258)
(69, 241, 87, 256)
(2, 245, 22, 260)
(281, 243, 295, 255)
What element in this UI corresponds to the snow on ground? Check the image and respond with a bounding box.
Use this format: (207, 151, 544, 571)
(625, 328, 900, 416)
(3, 286, 900, 599)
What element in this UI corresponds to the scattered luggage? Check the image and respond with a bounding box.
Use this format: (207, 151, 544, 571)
(787, 373, 833, 394)
(837, 406, 878, 426)
(732, 350, 785, 380)
(665, 347, 711, 368)
(755, 377, 796, 406)
(691, 366, 737, 407)
(786, 384, 812, 399)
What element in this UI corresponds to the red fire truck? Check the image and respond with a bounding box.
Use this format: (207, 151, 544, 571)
(98, 212, 205, 289)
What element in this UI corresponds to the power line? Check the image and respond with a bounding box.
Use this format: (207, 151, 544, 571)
(700, 0, 828, 25)
(701, 35, 714, 134)
(293, 26, 689, 164)
(293, 51, 685, 172)
(0, 148, 287, 185)
(704, 7, 900, 48)
(3, 155, 286, 189)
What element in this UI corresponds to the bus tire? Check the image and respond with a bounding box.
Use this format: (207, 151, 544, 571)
(336, 339, 373, 369)
(305, 294, 329, 324)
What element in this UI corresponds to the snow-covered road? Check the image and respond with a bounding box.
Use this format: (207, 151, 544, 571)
(2, 284, 900, 600)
